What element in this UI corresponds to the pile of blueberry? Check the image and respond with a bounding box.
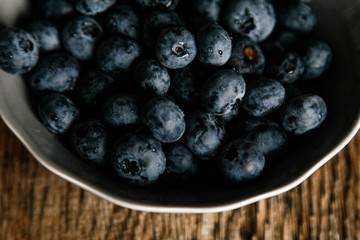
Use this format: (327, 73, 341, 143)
(0, 0, 332, 186)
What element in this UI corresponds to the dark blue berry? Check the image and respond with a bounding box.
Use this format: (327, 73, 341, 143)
(97, 36, 142, 75)
(217, 101, 241, 125)
(40, 0, 74, 18)
(133, 59, 170, 97)
(38, 93, 80, 134)
(62, 16, 103, 60)
(265, 51, 305, 85)
(278, 2, 316, 33)
(201, 69, 246, 115)
(70, 120, 109, 165)
(219, 139, 265, 182)
(162, 143, 199, 185)
(110, 133, 166, 186)
(222, 0, 276, 42)
(190, 0, 224, 22)
(28, 20, 60, 53)
(105, 4, 140, 40)
(135, 0, 179, 10)
(103, 93, 142, 128)
(184, 111, 227, 160)
(76, 70, 115, 106)
(142, 97, 186, 143)
(281, 94, 327, 135)
(143, 10, 185, 49)
(196, 23, 232, 66)
(0, 28, 39, 74)
(155, 26, 197, 69)
(29, 52, 79, 93)
(74, 0, 116, 16)
(237, 118, 287, 157)
(242, 79, 285, 117)
(227, 36, 265, 75)
(301, 40, 332, 80)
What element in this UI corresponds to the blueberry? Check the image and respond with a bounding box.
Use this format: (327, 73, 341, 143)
(105, 4, 140, 40)
(29, 52, 79, 93)
(162, 143, 199, 185)
(74, 0, 116, 16)
(0, 28, 39, 74)
(135, 0, 179, 10)
(201, 69, 246, 115)
(219, 139, 265, 182)
(62, 16, 103, 60)
(301, 40, 332, 80)
(133, 59, 170, 97)
(237, 118, 287, 157)
(190, 0, 224, 22)
(103, 93, 142, 128)
(281, 94, 327, 135)
(278, 2, 316, 33)
(40, 0, 74, 18)
(155, 26, 197, 69)
(76, 70, 115, 106)
(265, 51, 305, 85)
(143, 10, 185, 49)
(196, 23, 232, 66)
(110, 133, 166, 186)
(28, 20, 60, 53)
(184, 111, 227, 160)
(222, 0, 276, 42)
(70, 120, 109, 165)
(97, 36, 142, 75)
(227, 36, 265, 75)
(170, 65, 201, 106)
(217, 101, 241, 126)
(38, 93, 80, 134)
(142, 97, 186, 143)
(242, 79, 285, 117)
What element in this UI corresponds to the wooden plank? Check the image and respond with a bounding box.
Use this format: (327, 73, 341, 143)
(0, 119, 359, 240)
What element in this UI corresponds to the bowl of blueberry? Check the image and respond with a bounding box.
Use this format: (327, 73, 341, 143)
(0, 0, 359, 213)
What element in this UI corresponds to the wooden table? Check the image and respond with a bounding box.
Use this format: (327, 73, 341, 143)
(1, 119, 359, 240)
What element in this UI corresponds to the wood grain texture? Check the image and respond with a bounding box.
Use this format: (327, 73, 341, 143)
(0, 119, 359, 240)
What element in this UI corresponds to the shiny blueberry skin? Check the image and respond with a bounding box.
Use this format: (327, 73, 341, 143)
(76, 70, 114, 106)
(40, 0, 74, 18)
(201, 69, 246, 115)
(133, 59, 170, 97)
(38, 93, 80, 134)
(70, 120, 109, 165)
(62, 16, 103, 61)
(0, 28, 39, 74)
(143, 10, 185, 49)
(190, 0, 224, 22)
(105, 4, 140, 40)
(265, 51, 305, 85)
(97, 36, 142, 75)
(197, 23, 232, 66)
(281, 94, 327, 135)
(301, 41, 332, 80)
(184, 111, 227, 160)
(135, 0, 179, 10)
(242, 79, 285, 117)
(142, 97, 186, 143)
(227, 36, 265, 75)
(29, 52, 79, 93)
(170, 65, 201, 106)
(74, 0, 116, 15)
(155, 27, 197, 69)
(278, 2, 316, 33)
(222, 0, 276, 42)
(110, 133, 166, 186)
(219, 139, 265, 182)
(28, 20, 60, 53)
(162, 143, 199, 185)
(237, 118, 287, 157)
(103, 93, 142, 128)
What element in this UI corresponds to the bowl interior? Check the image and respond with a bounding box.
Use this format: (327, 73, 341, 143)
(0, 0, 360, 213)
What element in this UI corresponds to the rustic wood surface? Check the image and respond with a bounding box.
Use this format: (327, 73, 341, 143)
(0, 119, 359, 240)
